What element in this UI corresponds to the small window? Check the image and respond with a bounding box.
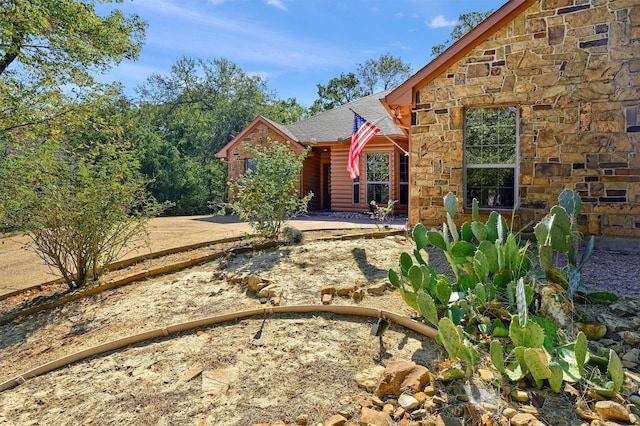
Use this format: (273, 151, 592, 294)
(464, 107, 518, 209)
(245, 158, 257, 174)
(353, 177, 360, 204)
(366, 153, 390, 204)
(399, 153, 408, 205)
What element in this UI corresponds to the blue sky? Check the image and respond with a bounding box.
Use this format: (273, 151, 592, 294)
(96, 0, 507, 107)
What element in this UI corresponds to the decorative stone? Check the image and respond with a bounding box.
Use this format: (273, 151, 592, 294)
(336, 286, 356, 297)
(622, 331, 640, 346)
(376, 360, 431, 397)
(594, 401, 630, 422)
(247, 276, 268, 293)
(257, 284, 279, 298)
(321, 285, 335, 295)
(295, 414, 309, 425)
(367, 282, 387, 295)
(202, 366, 239, 395)
(510, 413, 544, 426)
(353, 289, 365, 302)
(398, 394, 419, 410)
(354, 365, 386, 392)
(502, 407, 518, 418)
(578, 323, 608, 341)
(321, 293, 333, 305)
(510, 389, 530, 403)
(360, 407, 394, 426)
(323, 414, 347, 426)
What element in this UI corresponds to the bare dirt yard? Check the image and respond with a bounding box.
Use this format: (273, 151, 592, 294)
(0, 231, 639, 425)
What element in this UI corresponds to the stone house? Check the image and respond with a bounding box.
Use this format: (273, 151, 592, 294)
(382, 0, 639, 237)
(216, 92, 409, 214)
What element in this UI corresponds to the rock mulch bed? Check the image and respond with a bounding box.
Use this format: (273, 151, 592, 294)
(1, 234, 639, 425)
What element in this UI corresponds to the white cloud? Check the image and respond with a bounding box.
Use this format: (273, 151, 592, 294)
(427, 15, 457, 28)
(266, 0, 287, 11)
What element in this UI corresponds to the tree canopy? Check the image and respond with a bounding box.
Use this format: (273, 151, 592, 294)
(431, 11, 494, 57)
(357, 53, 412, 95)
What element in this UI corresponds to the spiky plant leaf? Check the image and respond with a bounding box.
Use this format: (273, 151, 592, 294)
(516, 278, 528, 327)
(417, 291, 439, 327)
(575, 331, 588, 378)
(548, 362, 564, 393)
(427, 231, 447, 251)
(608, 349, 624, 392)
(388, 269, 400, 288)
(444, 192, 458, 220)
(413, 223, 428, 251)
(490, 340, 506, 374)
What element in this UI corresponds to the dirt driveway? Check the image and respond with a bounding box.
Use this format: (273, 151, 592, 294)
(0, 213, 405, 297)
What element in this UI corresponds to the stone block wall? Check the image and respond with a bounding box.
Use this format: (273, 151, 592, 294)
(410, 0, 640, 237)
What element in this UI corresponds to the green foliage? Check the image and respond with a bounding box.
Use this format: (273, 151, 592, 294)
(431, 10, 494, 57)
(229, 140, 313, 239)
(534, 189, 595, 298)
(309, 72, 364, 114)
(0, 110, 161, 289)
(369, 199, 398, 230)
(356, 53, 412, 95)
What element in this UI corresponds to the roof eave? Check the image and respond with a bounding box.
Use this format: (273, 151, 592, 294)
(384, 0, 537, 108)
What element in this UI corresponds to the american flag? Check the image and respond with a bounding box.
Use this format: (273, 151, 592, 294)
(348, 112, 381, 179)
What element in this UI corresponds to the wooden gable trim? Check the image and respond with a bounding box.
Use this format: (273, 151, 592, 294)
(383, 0, 537, 111)
(215, 116, 303, 159)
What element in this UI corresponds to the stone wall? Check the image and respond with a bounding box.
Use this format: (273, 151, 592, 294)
(411, 0, 640, 237)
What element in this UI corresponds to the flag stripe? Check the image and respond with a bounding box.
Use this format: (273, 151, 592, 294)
(348, 113, 381, 180)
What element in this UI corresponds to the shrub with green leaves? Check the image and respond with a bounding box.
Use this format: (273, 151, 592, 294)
(534, 189, 594, 298)
(0, 140, 161, 290)
(229, 140, 313, 239)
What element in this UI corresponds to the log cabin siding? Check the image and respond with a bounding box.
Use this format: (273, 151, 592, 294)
(302, 152, 321, 211)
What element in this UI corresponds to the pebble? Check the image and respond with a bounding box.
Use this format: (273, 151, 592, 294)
(323, 414, 347, 426)
(510, 413, 544, 426)
(398, 394, 419, 410)
(594, 401, 630, 422)
(510, 389, 530, 403)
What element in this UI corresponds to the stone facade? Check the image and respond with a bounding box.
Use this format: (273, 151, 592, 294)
(410, 0, 639, 237)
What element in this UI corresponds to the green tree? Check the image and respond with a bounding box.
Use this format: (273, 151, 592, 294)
(357, 53, 412, 95)
(0, 0, 146, 136)
(309, 72, 364, 115)
(0, 98, 161, 290)
(265, 97, 308, 125)
(136, 57, 273, 214)
(431, 10, 494, 57)
(229, 140, 313, 239)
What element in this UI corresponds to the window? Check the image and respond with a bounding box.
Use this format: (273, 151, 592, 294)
(244, 158, 257, 174)
(399, 153, 409, 205)
(464, 107, 518, 209)
(366, 153, 390, 204)
(352, 177, 360, 204)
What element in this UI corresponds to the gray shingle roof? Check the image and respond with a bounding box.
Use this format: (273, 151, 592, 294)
(285, 91, 402, 143)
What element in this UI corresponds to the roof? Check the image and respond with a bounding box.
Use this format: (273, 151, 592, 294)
(216, 91, 404, 159)
(285, 90, 403, 142)
(384, 0, 537, 108)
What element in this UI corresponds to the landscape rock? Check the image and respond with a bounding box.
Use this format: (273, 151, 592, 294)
(257, 284, 279, 298)
(594, 401, 630, 422)
(353, 288, 365, 302)
(510, 390, 530, 403)
(510, 412, 544, 426)
(202, 366, 239, 395)
(398, 394, 419, 410)
(375, 360, 431, 397)
(247, 275, 269, 293)
(295, 413, 309, 425)
(354, 365, 386, 392)
(336, 286, 356, 297)
(321, 293, 333, 305)
(360, 407, 394, 426)
(610, 300, 640, 317)
(367, 282, 388, 295)
(323, 414, 347, 426)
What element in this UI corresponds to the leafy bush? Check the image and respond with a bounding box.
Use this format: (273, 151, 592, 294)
(0, 140, 162, 290)
(228, 140, 313, 239)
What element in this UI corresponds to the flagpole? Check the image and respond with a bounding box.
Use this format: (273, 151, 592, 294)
(349, 108, 409, 156)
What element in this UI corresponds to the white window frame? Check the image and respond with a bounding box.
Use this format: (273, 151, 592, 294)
(463, 106, 520, 210)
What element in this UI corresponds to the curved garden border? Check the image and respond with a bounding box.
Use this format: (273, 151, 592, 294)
(0, 304, 437, 393)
